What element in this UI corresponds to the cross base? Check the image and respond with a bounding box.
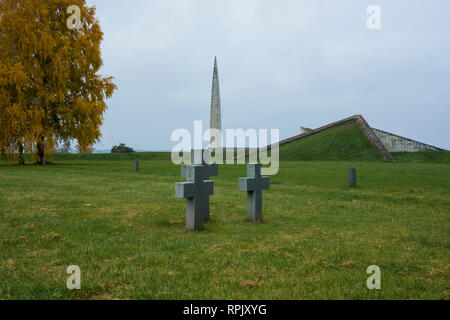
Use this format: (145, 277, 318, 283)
(246, 190, 263, 222)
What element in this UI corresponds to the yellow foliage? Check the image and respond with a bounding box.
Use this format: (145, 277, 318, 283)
(0, 0, 116, 163)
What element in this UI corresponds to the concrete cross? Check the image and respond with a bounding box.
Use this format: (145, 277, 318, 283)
(239, 163, 270, 222)
(181, 149, 218, 179)
(181, 149, 218, 222)
(175, 165, 214, 231)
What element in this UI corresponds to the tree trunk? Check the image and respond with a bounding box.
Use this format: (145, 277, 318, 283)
(37, 141, 45, 165)
(18, 143, 25, 165)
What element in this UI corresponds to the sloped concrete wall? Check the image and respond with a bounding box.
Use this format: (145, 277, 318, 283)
(372, 128, 441, 152)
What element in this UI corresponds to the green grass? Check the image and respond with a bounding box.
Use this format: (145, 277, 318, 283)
(1, 151, 173, 163)
(52, 151, 173, 162)
(391, 151, 450, 163)
(280, 123, 384, 161)
(0, 155, 449, 299)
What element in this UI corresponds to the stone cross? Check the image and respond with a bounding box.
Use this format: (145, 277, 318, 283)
(181, 149, 218, 222)
(175, 165, 214, 231)
(135, 160, 139, 171)
(181, 149, 218, 179)
(239, 163, 270, 222)
(349, 167, 357, 187)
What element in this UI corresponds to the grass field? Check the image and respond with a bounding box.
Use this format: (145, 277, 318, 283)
(0, 155, 449, 299)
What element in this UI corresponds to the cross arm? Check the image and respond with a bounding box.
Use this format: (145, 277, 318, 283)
(239, 177, 256, 192)
(175, 182, 195, 199)
(204, 180, 214, 196)
(261, 176, 270, 190)
(208, 164, 219, 177)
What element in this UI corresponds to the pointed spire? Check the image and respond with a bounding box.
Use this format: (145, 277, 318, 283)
(213, 56, 218, 76)
(210, 56, 221, 133)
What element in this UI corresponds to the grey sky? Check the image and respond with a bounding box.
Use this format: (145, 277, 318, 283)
(87, 0, 450, 151)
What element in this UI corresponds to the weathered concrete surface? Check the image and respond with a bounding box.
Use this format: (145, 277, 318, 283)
(354, 115, 395, 162)
(300, 126, 313, 134)
(210, 57, 221, 144)
(372, 128, 442, 152)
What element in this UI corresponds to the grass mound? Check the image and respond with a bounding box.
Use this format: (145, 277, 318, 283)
(280, 123, 383, 161)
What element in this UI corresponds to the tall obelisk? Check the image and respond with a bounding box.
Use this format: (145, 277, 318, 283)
(210, 57, 221, 146)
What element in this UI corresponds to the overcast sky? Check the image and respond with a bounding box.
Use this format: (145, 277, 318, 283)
(86, 0, 450, 151)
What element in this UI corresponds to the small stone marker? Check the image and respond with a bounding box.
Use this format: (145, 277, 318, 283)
(135, 160, 139, 171)
(239, 163, 270, 222)
(175, 165, 214, 231)
(349, 167, 357, 187)
(181, 149, 218, 222)
(42, 157, 46, 166)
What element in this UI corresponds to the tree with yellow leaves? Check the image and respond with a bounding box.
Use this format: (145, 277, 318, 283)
(0, 0, 116, 164)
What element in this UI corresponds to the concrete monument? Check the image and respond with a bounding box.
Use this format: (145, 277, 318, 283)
(210, 57, 221, 147)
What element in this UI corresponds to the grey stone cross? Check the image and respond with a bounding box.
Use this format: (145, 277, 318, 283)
(239, 163, 270, 222)
(181, 149, 218, 179)
(175, 165, 214, 231)
(181, 149, 218, 222)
